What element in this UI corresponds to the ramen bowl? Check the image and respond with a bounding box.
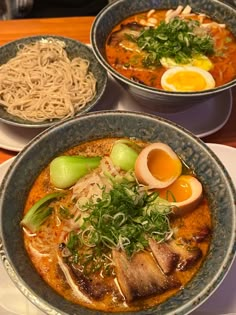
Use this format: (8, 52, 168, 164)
(0, 111, 235, 315)
(91, 0, 236, 113)
(0, 35, 107, 128)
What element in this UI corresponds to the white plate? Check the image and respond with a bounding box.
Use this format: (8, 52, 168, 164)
(0, 144, 235, 315)
(0, 122, 45, 152)
(94, 76, 233, 138)
(0, 77, 233, 152)
(0, 157, 43, 315)
(207, 143, 236, 186)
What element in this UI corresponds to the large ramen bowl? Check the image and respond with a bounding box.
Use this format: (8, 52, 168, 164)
(0, 35, 107, 128)
(0, 111, 235, 315)
(91, 0, 236, 113)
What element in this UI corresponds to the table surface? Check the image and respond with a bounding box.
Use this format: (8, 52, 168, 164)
(0, 16, 236, 164)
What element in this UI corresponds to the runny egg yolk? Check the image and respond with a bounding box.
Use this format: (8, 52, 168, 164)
(159, 175, 203, 216)
(161, 66, 215, 92)
(147, 149, 180, 182)
(159, 176, 193, 202)
(166, 71, 207, 91)
(135, 142, 182, 189)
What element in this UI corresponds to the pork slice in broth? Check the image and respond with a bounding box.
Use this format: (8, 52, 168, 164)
(112, 249, 180, 302)
(59, 258, 118, 301)
(107, 22, 144, 47)
(149, 239, 179, 274)
(168, 240, 203, 271)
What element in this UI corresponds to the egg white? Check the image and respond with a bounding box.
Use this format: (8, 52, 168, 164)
(135, 142, 182, 189)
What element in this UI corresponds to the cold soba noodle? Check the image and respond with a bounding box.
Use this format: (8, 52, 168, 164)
(22, 138, 212, 312)
(0, 38, 96, 122)
(105, 6, 236, 92)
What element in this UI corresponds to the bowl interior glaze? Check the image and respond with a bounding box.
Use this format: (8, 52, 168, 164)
(0, 35, 107, 128)
(91, 0, 236, 112)
(0, 111, 235, 315)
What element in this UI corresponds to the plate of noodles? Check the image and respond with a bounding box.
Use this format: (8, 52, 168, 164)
(0, 35, 107, 128)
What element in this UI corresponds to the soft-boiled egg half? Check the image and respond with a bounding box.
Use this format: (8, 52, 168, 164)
(160, 55, 213, 71)
(135, 143, 182, 189)
(159, 175, 203, 216)
(161, 66, 215, 92)
(134, 143, 203, 215)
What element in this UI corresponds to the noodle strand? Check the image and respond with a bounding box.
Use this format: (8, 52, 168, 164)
(0, 38, 97, 122)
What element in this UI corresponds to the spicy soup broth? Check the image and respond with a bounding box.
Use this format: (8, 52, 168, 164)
(23, 138, 212, 312)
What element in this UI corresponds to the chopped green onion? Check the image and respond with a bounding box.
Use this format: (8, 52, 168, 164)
(78, 180, 173, 257)
(136, 17, 214, 67)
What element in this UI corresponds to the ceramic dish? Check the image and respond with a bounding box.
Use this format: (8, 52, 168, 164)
(0, 80, 232, 152)
(94, 76, 233, 138)
(91, 0, 236, 112)
(0, 35, 107, 128)
(0, 122, 46, 152)
(0, 143, 236, 315)
(0, 111, 235, 315)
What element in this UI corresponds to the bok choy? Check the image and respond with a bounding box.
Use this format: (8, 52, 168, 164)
(21, 192, 64, 233)
(110, 140, 140, 171)
(50, 156, 101, 189)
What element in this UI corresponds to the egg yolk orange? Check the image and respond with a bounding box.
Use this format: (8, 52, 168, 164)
(147, 149, 180, 181)
(159, 176, 192, 202)
(166, 70, 207, 91)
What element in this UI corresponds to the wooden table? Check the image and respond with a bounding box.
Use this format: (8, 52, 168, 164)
(0, 16, 236, 164)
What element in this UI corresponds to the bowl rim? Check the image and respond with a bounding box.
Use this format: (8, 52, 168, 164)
(0, 110, 236, 315)
(0, 34, 108, 128)
(90, 0, 236, 97)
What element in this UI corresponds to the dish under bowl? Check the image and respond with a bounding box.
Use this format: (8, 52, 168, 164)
(91, 0, 236, 113)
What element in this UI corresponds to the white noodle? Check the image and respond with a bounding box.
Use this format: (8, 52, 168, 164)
(0, 38, 97, 122)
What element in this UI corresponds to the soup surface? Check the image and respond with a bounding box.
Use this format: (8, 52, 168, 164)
(105, 6, 236, 91)
(22, 138, 212, 312)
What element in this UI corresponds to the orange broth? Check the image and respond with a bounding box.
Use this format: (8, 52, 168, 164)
(23, 138, 212, 312)
(105, 9, 236, 89)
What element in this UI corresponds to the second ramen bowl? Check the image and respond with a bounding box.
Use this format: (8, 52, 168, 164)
(0, 35, 107, 128)
(0, 110, 235, 315)
(91, 0, 236, 113)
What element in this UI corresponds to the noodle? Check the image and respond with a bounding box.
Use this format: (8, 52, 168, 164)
(0, 38, 97, 122)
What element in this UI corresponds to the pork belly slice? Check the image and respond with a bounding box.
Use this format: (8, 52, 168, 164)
(112, 249, 180, 302)
(149, 239, 179, 274)
(168, 240, 202, 271)
(107, 22, 144, 47)
(193, 225, 212, 243)
(70, 263, 109, 300)
(62, 262, 116, 301)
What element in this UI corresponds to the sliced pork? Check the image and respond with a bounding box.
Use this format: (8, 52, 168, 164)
(149, 239, 179, 274)
(112, 249, 180, 302)
(107, 22, 144, 47)
(168, 240, 202, 271)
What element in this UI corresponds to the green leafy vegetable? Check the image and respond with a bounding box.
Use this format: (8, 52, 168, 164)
(50, 156, 101, 189)
(110, 139, 140, 171)
(136, 17, 215, 67)
(21, 192, 64, 233)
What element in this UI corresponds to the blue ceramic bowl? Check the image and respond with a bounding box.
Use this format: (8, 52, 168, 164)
(91, 0, 236, 112)
(0, 111, 235, 315)
(0, 35, 107, 128)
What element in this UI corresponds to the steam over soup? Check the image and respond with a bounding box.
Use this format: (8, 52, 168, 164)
(105, 6, 236, 91)
(22, 138, 212, 312)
